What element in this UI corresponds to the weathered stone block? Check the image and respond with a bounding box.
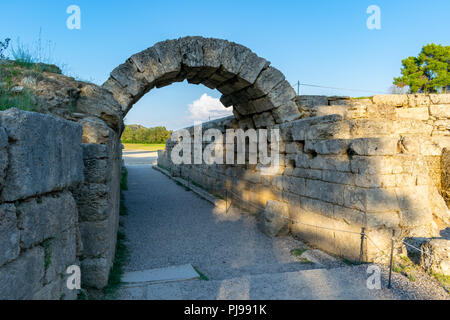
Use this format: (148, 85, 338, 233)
(421, 239, 450, 276)
(0, 109, 84, 202)
(0, 204, 19, 267)
(110, 60, 146, 97)
(348, 138, 399, 156)
(396, 186, 432, 227)
(239, 52, 270, 85)
(0, 246, 44, 300)
(253, 112, 275, 128)
(304, 139, 350, 155)
(258, 200, 290, 237)
(283, 176, 306, 195)
(372, 94, 407, 106)
(80, 258, 109, 289)
(79, 220, 111, 258)
(253, 67, 285, 97)
(396, 107, 429, 121)
(430, 104, 450, 119)
(82, 143, 108, 160)
(304, 179, 344, 205)
(272, 101, 302, 124)
(16, 191, 78, 249)
(344, 186, 399, 213)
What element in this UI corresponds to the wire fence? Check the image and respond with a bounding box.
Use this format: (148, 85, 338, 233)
(291, 81, 391, 96)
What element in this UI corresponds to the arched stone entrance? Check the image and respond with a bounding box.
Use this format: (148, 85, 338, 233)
(102, 36, 301, 126)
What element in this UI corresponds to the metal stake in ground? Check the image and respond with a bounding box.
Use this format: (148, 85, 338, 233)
(359, 227, 365, 263)
(388, 230, 396, 289)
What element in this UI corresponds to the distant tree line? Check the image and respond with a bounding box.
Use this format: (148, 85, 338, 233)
(121, 125, 172, 144)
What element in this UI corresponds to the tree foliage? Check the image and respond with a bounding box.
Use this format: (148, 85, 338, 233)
(121, 125, 172, 144)
(394, 44, 450, 93)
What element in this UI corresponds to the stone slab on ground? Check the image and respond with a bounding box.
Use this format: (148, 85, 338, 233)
(122, 264, 200, 285)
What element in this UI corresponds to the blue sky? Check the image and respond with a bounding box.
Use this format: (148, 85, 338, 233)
(1, 0, 449, 129)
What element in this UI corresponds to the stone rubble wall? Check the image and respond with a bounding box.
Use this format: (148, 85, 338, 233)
(0, 109, 84, 300)
(158, 94, 450, 262)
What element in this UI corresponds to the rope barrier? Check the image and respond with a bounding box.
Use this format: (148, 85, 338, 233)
(291, 81, 390, 95)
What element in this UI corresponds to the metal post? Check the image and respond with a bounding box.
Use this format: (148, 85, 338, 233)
(226, 189, 229, 213)
(296, 81, 300, 95)
(359, 227, 365, 263)
(388, 230, 395, 289)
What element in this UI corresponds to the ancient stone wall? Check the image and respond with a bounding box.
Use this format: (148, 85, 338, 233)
(0, 109, 84, 299)
(158, 94, 450, 262)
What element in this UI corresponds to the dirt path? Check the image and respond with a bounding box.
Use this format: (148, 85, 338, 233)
(117, 152, 402, 300)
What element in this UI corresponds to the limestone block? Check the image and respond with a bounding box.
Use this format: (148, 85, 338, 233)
(110, 60, 145, 97)
(0, 109, 84, 202)
(396, 107, 429, 121)
(306, 118, 351, 140)
(295, 154, 351, 172)
(249, 96, 274, 113)
(73, 183, 111, 222)
(153, 39, 182, 82)
(300, 197, 334, 220)
(16, 191, 78, 249)
(354, 173, 396, 188)
(421, 239, 450, 276)
(398, 136, 441, 156)
(372, 94, 408, 106)
(79, 220, 112, 258)
(258, 200, 290, 237)
(292, 168, 322, 180)
(267, 80, 296, 109)
(365, 211, 400, 229)
(82, 143, 108, 160)
(304, 179, 344, 205)
(295, 95, 329, 109)
(343, 186, 399, 213)
(348, 138, 399, 156)
(429, 94, 450, 105)
(285, 142, 303, 154)
(272, 101, 302, 124)
(396, 186, 432, 227)
(429, 186, 450, 225)
(80, 116, 113, 145)
(179, 36, 204, 70)
(0, 204, 19, 267)
(407, 94, 431, 107)
(102, 77, 134, 112)
(239, 52, 270, 85)
(430, 104, 450, 119)
(304, 139, 350, 155)
(0, 247, 44, 300)
(283, 176, 306, 195)
(350, 156, 397, 175)
(253, 67, 285, 97)
(253, 112, 275, 128)
(43, 227, 78, 284)
(221, 42, 251, 77)
(32, 280, 61, 300)
(130, 47, 166, 85)
(84, 159, 108, 184)
(291, 115, 342, 140)
(80, 258, 109, 289)
(322, 170, 354, 185)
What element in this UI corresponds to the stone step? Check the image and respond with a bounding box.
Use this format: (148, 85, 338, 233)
(117, 265, 396, 300)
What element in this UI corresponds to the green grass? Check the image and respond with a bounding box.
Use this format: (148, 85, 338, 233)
(193, 266, 209, 281)
(432, 273, 450, 291)
(290, 248, 313, 264)
(122, 143, 166, 152)
(0, 84, 38, 112)
(102, 231, 130, 299)
(120, 167, 128, 191)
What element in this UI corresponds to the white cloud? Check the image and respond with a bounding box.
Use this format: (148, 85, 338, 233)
(188, 93, 233, 122)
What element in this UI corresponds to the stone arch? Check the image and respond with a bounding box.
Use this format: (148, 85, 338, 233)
(102, 36, 301, 127)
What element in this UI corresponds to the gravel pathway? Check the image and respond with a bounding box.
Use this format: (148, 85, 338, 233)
(121, 165, 321, 281)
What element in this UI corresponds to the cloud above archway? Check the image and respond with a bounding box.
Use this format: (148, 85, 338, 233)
(188, 93, 233, 122)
